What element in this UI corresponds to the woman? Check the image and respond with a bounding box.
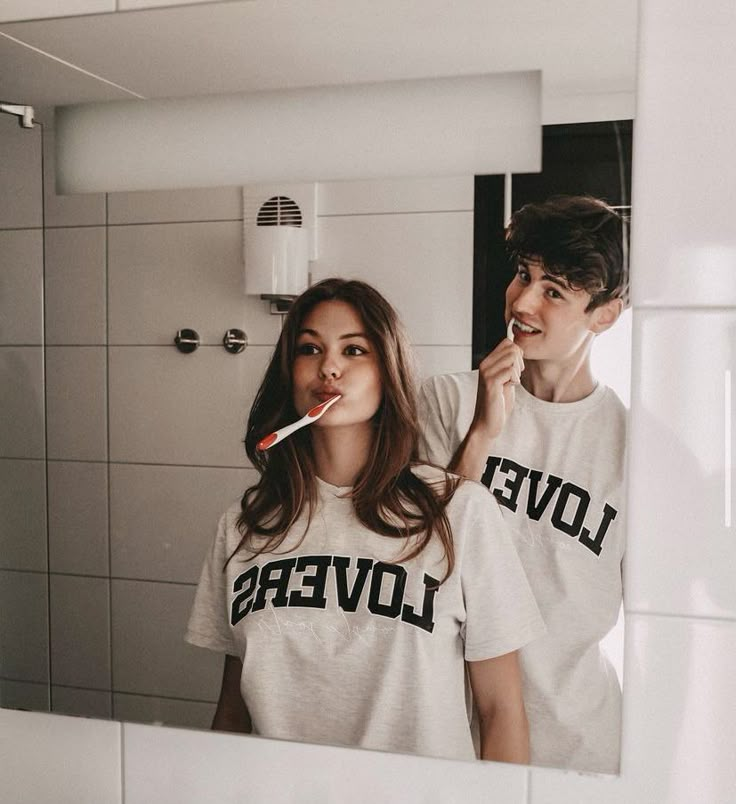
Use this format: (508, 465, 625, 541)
(186, 278, 544, 763)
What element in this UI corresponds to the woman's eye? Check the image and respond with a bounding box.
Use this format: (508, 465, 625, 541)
(344, 344, 367, 356)
(296, 343, 320, 355)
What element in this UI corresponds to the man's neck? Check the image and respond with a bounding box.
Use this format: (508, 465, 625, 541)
(521, 357, 597, 403)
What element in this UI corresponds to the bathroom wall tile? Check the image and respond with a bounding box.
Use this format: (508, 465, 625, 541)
(108, 345, 271, 466)
(0, 229, 43, 345)
(118, 0, 221, 9)
(0, 347, 45, 459)
(45, 227, 106, 345)
(49, 574, 111, 691)
(413, 345, 471, 383)
(631, 0, 736, 308)
(0, 1, 115, 23)
(51, 686, 112, 719)
(626, 309, 736, 619)
(0, 679, 49, 712)
(108, 220, 280, 346)
(45, 346, 107, 461)
(315, 212, 473, 346)
(48, 460, 109, 576)
(110, 463, 256, 584)
(43, 127, 106, 228)
(123, 721, 528, 804)
(107, 185, 241, 224)
(0, 709, 121, 804)
(0, 115, 41, 229)
(591, 306, 633, 408)
(318, 176, 473, 216)
(113, 692, 215, 730)
(529, 614, 736, 804)
(0, 570, 48, 683)
(0, 458, 47, 572)
(111, 579, 221, 701)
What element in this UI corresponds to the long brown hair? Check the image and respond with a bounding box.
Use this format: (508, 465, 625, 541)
(233, 278, 459, 581)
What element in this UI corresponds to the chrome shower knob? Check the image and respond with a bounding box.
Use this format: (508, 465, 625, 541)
(223, 328, 247, 354)
(174, 328, 200, 354)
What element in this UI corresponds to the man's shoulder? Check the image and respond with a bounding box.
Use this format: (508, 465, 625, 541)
(421, 369, 478, 399)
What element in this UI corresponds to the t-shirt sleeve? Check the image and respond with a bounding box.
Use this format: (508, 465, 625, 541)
(458, 485, 546, 661)
(185, 509, 239, 655)
(417, 375, 454, 468)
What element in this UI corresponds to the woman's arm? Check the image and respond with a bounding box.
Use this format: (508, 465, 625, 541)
(467, 650, 529, 764)
(211, 654, 252, 733)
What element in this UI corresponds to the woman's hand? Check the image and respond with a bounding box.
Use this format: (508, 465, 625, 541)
(212, 654, 252, 733)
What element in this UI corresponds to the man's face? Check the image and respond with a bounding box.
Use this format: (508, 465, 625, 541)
(504, 257, 601, 362)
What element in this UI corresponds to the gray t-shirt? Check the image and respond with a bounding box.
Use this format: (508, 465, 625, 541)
(418, 373, 626, 774)
(186, 466, 544, 761)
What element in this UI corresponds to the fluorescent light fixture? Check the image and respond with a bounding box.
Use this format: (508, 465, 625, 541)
(54, 72, 541, 194)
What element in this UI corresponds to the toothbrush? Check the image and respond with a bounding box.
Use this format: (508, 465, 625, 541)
(507, 317, 517, 341)
(256, 394, 342, 451)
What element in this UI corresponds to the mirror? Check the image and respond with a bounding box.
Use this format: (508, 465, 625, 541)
(0, 0, 637, 776)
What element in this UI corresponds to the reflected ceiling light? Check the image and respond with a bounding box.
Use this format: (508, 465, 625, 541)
(54, 72, 541, 194)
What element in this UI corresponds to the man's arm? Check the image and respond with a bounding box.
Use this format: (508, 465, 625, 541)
(211, 654, 252, 733)
(448, 339, 524, 481)
(467, 650, 529, 764)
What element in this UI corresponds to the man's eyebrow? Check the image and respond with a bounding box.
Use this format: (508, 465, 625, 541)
(542, 273, 571, 290)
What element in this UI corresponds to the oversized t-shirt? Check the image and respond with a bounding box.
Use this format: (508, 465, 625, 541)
(186, 466, 545, 762)
(418, 374, 626, 774)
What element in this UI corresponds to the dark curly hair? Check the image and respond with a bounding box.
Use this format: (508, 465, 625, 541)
(506, 195, 629, 311)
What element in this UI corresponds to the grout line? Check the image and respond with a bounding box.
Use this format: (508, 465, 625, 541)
(105, 191, 115, 720)
(318, 209, 472, 218)
(37, 119, 53, 712)
(625, 609, 736, 625)
(0, 567, 197, 587)
(106, 218, 242, 227)
(726, 369, 732, 529)
(0, 31, 145, 99)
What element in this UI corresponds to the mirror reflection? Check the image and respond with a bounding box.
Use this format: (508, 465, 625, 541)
(0, 0, 636, 778)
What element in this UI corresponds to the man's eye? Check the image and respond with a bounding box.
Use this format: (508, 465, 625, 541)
(546, 288, 563, 299)
(517, 269, 530, 283)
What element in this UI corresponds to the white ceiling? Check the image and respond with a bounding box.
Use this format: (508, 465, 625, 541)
(0, 0, 638, 118)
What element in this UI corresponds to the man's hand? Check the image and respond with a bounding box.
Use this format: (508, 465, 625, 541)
(472, 337, 525, 441)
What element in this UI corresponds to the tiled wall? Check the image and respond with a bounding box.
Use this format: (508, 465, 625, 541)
(0, 1, 222, 24)
(0, 113, 473, 728)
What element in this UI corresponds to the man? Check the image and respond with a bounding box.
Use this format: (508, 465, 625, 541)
(419, 195, 628, 774)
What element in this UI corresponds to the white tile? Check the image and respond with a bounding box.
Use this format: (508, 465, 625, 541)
(315, 212, 473, 345)
(111, 579, 222, 701)
(107, 220, 280, 346)
(0, 229, 43, 345)
(118, 0, 221, 8)
(108, 345, 272, 466)
(0, 115, 42, 228)
(46, 346, 107, 461)
(0, 347, 45, 458)
(0, 709, 121, 804)
(43, 127, 106, 228)
(45, 227, 106, 345)
(0, 679, 49, 712)
(113, 692, 214, 730)
(107, 186, 241, 224)
(318, 176, 473, 216)
(530, 614, 736, 804)
(0, 570, 48, 683)
(52, 685, 112, 719)
(0, 1, 114, 22)
(0, 458, 47, 571)
(110, 463, 256, 583)
(626, 310, 736, 619)
(50, 574, 111, 691)
(48, 460, 109, 576)
(413, 345, 471, 383)
(123, 721, 528, 804)
(631, 0, 736, 308)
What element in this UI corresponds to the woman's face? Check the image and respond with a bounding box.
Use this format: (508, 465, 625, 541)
(292, 300, 383, 431)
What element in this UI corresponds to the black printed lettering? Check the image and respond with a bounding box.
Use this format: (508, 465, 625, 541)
(578, 503, 618, 556)
(551, 482, 590, 537)
(230, 566, 259, 625)
(252, 557, 298, 612)
(493, 458, 530, 512)
(288, 555, 331, 608)
(367, 562, 407, 619)
(480, 456, 503, 489)
(333, 555, 373, 612)
(401, 573, 440, 633)
(526, 470, 563, 520)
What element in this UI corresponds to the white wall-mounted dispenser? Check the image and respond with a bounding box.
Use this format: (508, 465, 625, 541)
(243, 183, 317, 311)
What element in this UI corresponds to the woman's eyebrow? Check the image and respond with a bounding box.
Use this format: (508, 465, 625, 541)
(297, 329, 368, 339)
